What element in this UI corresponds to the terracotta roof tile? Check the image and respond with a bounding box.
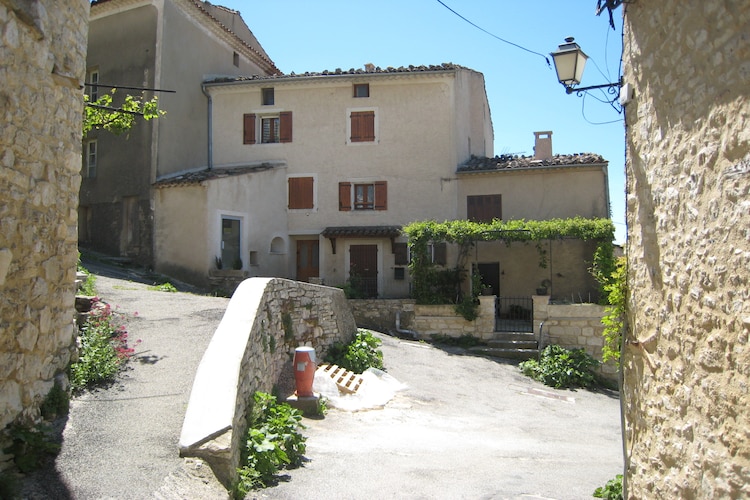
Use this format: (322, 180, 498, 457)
(456, 153, 607, 173)
(153, 164, 276, 188)
(321, 226, 402, 238)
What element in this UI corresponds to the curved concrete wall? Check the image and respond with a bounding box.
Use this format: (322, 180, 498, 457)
(178, 277, 356, 487)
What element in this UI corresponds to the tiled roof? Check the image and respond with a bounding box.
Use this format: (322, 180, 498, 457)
(456, 153, 607, 173)
(153, 164, 277, 188)
(321, 226, 402, 238)
(206, 63, 468, 84)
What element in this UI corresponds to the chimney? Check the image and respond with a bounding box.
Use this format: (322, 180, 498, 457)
(534, 131, 553, 160)
(364, 63, 375, 72)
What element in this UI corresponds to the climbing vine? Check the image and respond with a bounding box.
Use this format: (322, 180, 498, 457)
(402, 217, 615, 305)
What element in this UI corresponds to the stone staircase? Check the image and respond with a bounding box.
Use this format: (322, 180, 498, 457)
(468, 332, 539, 361)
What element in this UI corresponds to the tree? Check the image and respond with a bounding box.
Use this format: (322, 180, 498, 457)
(83, 89, 165, 135)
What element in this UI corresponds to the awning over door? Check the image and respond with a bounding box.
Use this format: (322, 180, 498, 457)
(321, 225, 401, 254)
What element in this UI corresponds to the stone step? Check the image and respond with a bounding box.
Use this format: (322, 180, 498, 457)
(487, 339, 539, 350)
(468, 346, 539, 361)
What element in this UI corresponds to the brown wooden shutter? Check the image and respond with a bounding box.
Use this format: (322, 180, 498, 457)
(393, 242, 408, 265)
(289, 177, 313, 209)
(374, 181, 387, 210)
(350, 111, 375, 142)
(338, 182, 352, 211)
(243, 113, 256, 144)
(280, 111, 293, 143)
(433, 242, 447, 265)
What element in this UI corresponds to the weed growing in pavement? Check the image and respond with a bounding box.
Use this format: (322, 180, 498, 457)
(324, 328, 384, 374)
(70, 298, 140, 391)
(4, 423, 61, 473)
(148, 282, 177, 292)
(593, 473, 623, 499)
(234, 392, 307, 497)
(519, 344, 600, 389)
(40, 382, 69, 420)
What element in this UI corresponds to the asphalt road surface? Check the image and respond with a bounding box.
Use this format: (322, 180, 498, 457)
(21, 263, 622, 499)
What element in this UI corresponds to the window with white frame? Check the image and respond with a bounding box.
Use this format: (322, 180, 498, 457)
(243, 112, 292, 144)
(88, 70, 99, 101)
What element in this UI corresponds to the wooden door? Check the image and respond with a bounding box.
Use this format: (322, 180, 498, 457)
(296, 240, 319, 282)
(349, 244, 378, 298)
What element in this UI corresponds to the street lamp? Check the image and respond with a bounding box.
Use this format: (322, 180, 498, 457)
(550, 37, 624, 102)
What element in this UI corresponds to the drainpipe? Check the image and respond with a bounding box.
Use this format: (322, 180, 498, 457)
(395, 311, 418, 339)
(201, 83, 213, 170)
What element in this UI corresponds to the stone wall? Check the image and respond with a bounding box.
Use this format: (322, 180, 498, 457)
(348, 298, 416, 333)
(179, 278, 356, 487)
(411, 296, 496, 340)
(534, 297, 617, 378)
(0, 0, 88, 468)
(623, 2, 750, 497)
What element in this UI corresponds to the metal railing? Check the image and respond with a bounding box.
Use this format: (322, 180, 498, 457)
(495, 296, 534, 332)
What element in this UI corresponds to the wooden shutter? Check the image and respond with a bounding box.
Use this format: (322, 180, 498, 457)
(289, 177, 313, 209)
(433, 242, 447, 266)
(467, 194, 502, 222)
(393, 242, 408, 265)
(280, 111, 293, 143)
(350, 111, 375, 142)
(338, 182, 352, 211)
(374, 181, 387, 210)
(243, 113, 255, 144)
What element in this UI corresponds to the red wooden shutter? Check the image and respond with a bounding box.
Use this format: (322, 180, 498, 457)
(280, 111, 293, 143)
(243, 113, 256, 144)
(289, 177, 313, 209)
(338, 182, 352, 211)
(374, 181, 387, 210)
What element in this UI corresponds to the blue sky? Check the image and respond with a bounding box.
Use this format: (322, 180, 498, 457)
(218, 1, 626, 243)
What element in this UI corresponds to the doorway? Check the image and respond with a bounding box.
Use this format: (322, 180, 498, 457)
(296, 240, 319, 282)
(475, 262, 500, 296)
(349, 244, 378, 298)
(221, 217, 241, 269)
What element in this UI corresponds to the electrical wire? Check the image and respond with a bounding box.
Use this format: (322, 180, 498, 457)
(435, 0, 551, 68)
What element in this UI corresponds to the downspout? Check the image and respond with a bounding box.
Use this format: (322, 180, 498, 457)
(201, 83, 213, 170)
(395, 311, 418, 339)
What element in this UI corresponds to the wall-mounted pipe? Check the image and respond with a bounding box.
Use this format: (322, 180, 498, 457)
(200, 83, 213, 170)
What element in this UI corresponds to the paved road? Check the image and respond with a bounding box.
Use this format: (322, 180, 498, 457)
(21, 264, 623, 499)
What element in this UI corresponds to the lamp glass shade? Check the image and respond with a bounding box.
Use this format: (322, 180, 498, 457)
(551, 40, 589, 86)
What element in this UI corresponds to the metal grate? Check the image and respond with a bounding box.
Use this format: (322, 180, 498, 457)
(495, 296, 534, 332)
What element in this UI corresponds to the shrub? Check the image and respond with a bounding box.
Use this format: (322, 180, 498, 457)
(70, 299, 139, 391)
(40, 382, 69, 420)
(325, 329, 384, 374)
(593, 474, 623, 499)
(519, 344, 600, 389)
(235, 392, 306, 496)
(4, 423, 60, 473)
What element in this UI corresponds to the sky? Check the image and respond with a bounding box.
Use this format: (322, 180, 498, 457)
(217, 1, 627, 243)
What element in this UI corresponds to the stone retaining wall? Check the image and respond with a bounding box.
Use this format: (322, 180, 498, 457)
(179, 278, 356, 488)
(348, 298, 416, 333)
(0, 0, 89, 470)
(411, 296, 496, 340)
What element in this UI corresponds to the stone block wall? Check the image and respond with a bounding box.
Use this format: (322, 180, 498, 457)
(535, 298, 617, 378)
(412, 296, 496, 340)
(179, 278, 356, 488)
(623, 1, 750, 497)
(348, 298, 416, 333)
(0, 0, 89, 466)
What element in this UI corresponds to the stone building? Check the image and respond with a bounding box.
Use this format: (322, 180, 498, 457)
(0, 0, 89, 459)
(622, 1, 750, 497)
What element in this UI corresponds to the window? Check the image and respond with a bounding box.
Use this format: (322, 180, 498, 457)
(288, 176, 314, 210)
(428, 242, 447, 265)
(353, 83, 369, 98)
(88, 70, 99, 101)
(86, 140, 97, 178)
(233, 51, 239, 67)
(243, 112, 292, 144)
(338, 181, 387, 211)
(262, 88, 274, 105)
(394, 267, 405, 280)
(262, 116, 279, 143)
(467, 194, 502, 222)
(349, 110, 375, 142)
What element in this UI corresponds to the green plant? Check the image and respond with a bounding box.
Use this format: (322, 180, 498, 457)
(600, 256, 627, 366)
(234, 392, 307, 496)
(519, 344, 600, 389)
(317, 396, 328, 416)
(148, 282, 177, 292)
(325, 329, 384, 374)
(40, 382, 69, 420)
(4, 423, 61, 473)
(70, 299, 138, 391)
(0, 471, 18, 499)
(593, 474, 623, 499)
